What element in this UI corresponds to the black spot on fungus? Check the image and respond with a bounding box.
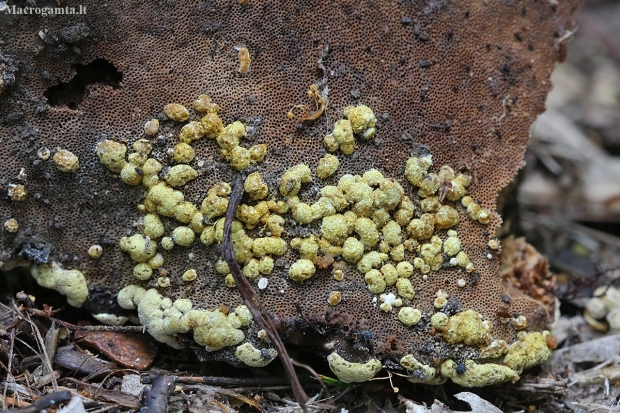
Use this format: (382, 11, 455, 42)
(44, 59, 122, 109)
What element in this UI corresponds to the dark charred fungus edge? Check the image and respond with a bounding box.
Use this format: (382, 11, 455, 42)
(222, 172, 309, 412)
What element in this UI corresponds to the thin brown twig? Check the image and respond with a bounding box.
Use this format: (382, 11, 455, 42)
(222, 173, 309, 413)
(49, 318, 147, 333)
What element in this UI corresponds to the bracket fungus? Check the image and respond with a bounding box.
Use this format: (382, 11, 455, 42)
(0, 0, 580, 388)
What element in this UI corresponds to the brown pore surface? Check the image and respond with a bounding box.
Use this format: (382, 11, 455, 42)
(0, 1, 579, 367)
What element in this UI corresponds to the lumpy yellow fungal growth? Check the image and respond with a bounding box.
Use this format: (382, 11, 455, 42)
(120, 234, 157, 262)
(420, 236, 444, 271)
(503, 331, 553, 373)
(420, 197, 440, 213)
(141, 158, 163, 187)
(279, 164, 312, 197)
(431, 310, 492, 347)
(398, 307, 422, 326)
(390, 244, 405, 261)
(119, 162, 143, 186)
(327, 353, 382, 383)
(291, 202, 313, 225)
(148, 253, 164, 269)
(161, 236, 174, 250)
(443, 232, 461, 256)
(31, 262, 88, 307)
(446, 173, 471, 201)
(258, 256, 274, 275)
(441, 360, 519, 387)
(200, 113, 224, 139)
(400, 355, 441, 384)
(165, 165, 198, 187)
(249, 144, 268, 163)
(289, 259, 316, 282)
(364, 269, 386, 293)
(133, 263, 153, 280)
(171, 226, 195, 247)
(235, 343, 277, 368)
(8, 184, 27, 201)
(163, 103, 190, 122)
(393, 196, 415, 227)
(182, 269, 197, 282)
(354, 217, 379, 247)
(217, 121, 245, 151)
(434, 297, 448, 309)
(342, 237, 364, 263)
(243, 259, 261, 279)
(396, 261, 413, 278)
(316, 154, 339, 179)
(291, 236, 319, 260)
(357, 251, 387, 273)
(264, 215, 285, 237)
(418, 173, 440, 198)
(480, 339, 509, 359)
(252, 237, 287, 257)
(380, 221, 401, 247)
(201, 183, 230, 219)
(343, 105, 376, 139)
(396, 278, 415, 299)
(328, 291, 342, 305)
(462, 196, 491, 224)
(53, 149, 80, 173)
(117, 285, 146, 310)
(244, 172, 268, 200)
(405, 154, 432, 187)
(96, 140, 127, 173)
(381, 264, 398, 286)
(172, 143, 196, 163)
(229, 146, 251, 170)
(407, 214, 435, 240)
(435, 205, 459, 229)
(325, 119, 355, 155)
(237, 203, 269, 228)
(193, 94, 219, 113)
(450, 251, 472, 272)
(321, 214, 349, 246)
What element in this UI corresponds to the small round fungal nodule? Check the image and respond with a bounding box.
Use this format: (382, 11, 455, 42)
(328, 291, 342, 306)
(163, 103, 190, 122)
(88, 244, 103, 259)
(4, 218, 19, 233)
(53, 149, 80, 173)
(37, 147, 51, 160)
(144, 119, 160, 136)
(182, 269, 197, 282)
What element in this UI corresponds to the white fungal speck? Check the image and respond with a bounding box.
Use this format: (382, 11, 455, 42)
(487, 253, 493, 259)
(258, 277, 268, 290)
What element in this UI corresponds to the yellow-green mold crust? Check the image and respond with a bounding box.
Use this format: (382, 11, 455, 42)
(431, 309, 492, 346)
(503, 331, 553, 373)
(400, 354, 445, 384)
(327, 352, 382, 383)
(31, 262, 88, 307)
(91, 96, 554, 387)
(440, 359, 519, 387)
(235, 342, 278, 367)
(130, 287, 253, 352)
